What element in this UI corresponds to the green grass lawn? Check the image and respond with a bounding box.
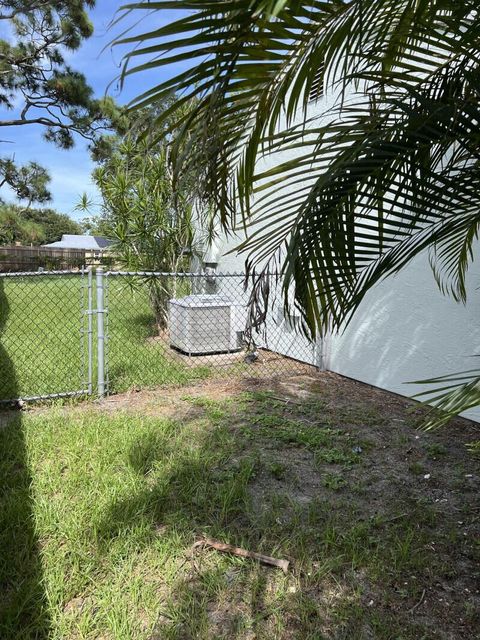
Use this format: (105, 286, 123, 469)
(0, 275, 211, 402)
(1, 374, 478, 639)
(0, 275, 86, 400)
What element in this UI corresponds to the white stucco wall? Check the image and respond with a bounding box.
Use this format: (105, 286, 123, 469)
(203, 75, 480, 422)
(213, 234, 480, 421)
(325, 252, 480, 422)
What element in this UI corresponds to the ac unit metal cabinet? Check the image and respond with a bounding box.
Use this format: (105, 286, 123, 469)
(169, 295, 244, 355)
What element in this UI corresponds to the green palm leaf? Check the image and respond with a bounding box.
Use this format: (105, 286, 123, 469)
(411, 367, 480, 430)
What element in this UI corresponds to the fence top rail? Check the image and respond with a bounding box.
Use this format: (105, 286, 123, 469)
(104, 270, 280, 278)
(105, 270, 249, 278)
(0, 269, 85, 278)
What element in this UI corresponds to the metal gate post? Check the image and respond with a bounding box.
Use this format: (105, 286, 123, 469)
(96, 267, 106, 397)
(87, 267, 94, 395)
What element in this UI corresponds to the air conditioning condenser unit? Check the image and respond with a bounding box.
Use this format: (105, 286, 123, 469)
(168, 295, 245, 355)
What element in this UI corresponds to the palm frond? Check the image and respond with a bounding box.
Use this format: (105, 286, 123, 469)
(411, 367, 480, 429)
(116, 0, 480, 423)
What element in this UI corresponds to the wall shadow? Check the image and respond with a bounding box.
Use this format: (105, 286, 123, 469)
(0, 278, 50, 638)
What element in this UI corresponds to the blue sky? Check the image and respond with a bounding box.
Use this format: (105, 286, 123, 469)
(0, 2, 189, 221)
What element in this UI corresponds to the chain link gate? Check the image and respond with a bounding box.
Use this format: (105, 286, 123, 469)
(0, 269, 92, 404)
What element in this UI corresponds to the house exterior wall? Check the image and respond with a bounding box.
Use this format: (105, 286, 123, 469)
(326, 252, 480, 423)
(214, 231, 480, 421)
(207, 80, 480, 422)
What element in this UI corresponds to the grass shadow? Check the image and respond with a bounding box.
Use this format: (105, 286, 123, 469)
(94, 409, 281, 639)
(0, 278, 51, 639)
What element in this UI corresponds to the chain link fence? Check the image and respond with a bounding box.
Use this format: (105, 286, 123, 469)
(0, 270, 89, 402)
(0, 269, 320, 403)
(104, 271, 319, 393)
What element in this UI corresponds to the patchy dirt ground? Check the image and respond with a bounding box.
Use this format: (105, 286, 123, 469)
(83, 372, 480, 637)
(5, 370, 480, 639)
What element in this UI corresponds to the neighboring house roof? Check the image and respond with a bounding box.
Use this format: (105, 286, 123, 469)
(43, 235, 113, 250)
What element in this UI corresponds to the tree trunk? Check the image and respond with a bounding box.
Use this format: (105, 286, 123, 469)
(148, 279, 171, 334)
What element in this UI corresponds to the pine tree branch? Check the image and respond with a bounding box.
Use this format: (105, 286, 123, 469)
(0, 1, 56, 21)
